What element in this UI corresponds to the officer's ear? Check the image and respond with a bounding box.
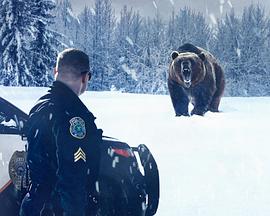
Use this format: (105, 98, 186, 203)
(53, 68, 58, 79)
(81, 73, 88, 84)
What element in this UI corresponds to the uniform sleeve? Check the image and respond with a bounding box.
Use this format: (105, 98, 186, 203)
(53, 114, 101, 216)
(86, 128, 103, 192)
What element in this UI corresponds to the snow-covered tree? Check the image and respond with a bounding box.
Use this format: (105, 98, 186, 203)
(90, 0, 116, 91)
(112, 5, 142, 92)
(52, 0, 80, 48)
(167, 9, 176, 49)
(29, 0, 60, 86)
(135, 12, 168, 94)
(239, 4, 270, 96)
(146, 12, 168, 94)
(213, 10, 242, 96)
(169, 7, 211, 50)
(0, 0, 34, 86)
(0, 1, 4, 76)
(213, 4, 270, 96)
(77, 6, 93, 53)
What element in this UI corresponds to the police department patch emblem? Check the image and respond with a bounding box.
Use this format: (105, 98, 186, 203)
(69, 117, 86, 139)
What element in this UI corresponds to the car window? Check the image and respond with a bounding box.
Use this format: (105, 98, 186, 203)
(0, 111, 21, 135)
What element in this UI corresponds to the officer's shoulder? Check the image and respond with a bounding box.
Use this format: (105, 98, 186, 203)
(29, 95, 54, 117)
(60, 110, 95, 125)
(85, 109, 96, 120)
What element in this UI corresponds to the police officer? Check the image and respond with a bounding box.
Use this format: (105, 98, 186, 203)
(20, 48, 102, 216)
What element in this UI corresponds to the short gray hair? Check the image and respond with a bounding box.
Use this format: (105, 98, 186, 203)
(56, 48, 90, 78)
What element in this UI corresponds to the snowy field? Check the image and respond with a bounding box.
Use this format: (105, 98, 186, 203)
(1, 86, 270, 216)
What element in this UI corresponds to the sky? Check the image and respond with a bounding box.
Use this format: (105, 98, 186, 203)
(1, 87, 270, 215)
(70, 0, 270, 18)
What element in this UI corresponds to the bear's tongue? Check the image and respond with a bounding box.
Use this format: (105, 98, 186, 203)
(184, 80, 191, 88)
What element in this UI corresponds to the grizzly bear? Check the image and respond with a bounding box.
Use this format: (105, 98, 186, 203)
(168, 43, 225, 116)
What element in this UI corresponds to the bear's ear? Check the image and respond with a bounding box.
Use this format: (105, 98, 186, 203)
(171, 51, 179, 60)
(198, 52, 206, 61)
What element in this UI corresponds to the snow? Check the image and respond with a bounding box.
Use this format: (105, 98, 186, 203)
(236, 48, 241, 57)
(15, 29, 22, 63)
(95, 181, 100, 193)
(1, 87, 270, 216)
(119, 56, 125, 63)
(125, 36, 134, 46)
(220, 5, 223, 14)
(209, 13, 217, 25)
(112, 156, 119, 168)
(34, 129, 39, 138)
(90, 8, 96, 16)
(153, 1, 157, 9)
(67, 7, 80, 24)
(228, 0, 233, 8)
(169, 0, 174, 6)
(121, 64, 138, 81)
(205, 7, 209, 16)
(110, 85, 118, 92)
(1, 119, 16, 127)
(220, 0, 224, 14)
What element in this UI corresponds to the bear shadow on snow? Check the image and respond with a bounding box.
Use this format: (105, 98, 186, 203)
(168, 43, 225, 116)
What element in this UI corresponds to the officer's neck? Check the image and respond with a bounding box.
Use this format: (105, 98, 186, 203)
(56, 78, 81, 96)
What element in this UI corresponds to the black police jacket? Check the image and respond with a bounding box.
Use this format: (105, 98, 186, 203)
(26, 81, 102, 215)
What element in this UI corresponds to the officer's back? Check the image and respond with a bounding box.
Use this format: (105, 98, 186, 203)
(20, 49, 102, 216)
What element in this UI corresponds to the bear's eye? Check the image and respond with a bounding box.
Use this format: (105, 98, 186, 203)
(189, 59, 194, 64)
(190, 59, 198, 67)
(173, 59, 181, 67)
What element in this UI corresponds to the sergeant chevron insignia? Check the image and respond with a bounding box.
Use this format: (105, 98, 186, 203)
(69, 117, 86, 139)
(74, 147, 86, 163)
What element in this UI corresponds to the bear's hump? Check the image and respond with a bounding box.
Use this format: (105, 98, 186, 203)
(177, 43, 202, 55)
(176, 52, 201, 60)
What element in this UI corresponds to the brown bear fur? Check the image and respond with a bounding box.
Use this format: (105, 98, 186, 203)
(168, 43, 225, 116)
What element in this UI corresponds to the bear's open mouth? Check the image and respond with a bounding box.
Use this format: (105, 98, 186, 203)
(182, 67, 192, 88)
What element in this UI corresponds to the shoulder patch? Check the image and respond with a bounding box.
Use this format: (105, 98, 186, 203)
(69, 117, 86, 139)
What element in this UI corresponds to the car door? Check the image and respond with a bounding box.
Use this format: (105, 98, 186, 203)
(0, 97, 28, 189)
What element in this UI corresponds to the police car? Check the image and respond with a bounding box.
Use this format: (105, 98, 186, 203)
(0, 97, 159, 216)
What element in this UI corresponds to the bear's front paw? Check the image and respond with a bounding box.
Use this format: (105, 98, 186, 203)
(191, 109, 206, 116)
(209, 107, 219, 113)
(176, 112, 190, 117)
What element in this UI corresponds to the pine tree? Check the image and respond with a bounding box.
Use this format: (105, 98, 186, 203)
(134, 12, 168, 94)
(0, 0, 4, 76)
(213, 10, 242, 96)
(147, 12, 168, 94)
(52, 0, 79, 47)
(212, 4, 270, 96)
(77, 6, 93, 53)
(29, 0, 60, 86)
(167, 9, 176, 49)
(170, 7, 211, 49)
(113, 5, 142, 92)
(0, 0, 34, 86)
(239, 4, 270, 96)
(90, 0, 115, 91)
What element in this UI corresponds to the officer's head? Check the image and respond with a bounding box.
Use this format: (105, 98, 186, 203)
(54, 48, 91, 96)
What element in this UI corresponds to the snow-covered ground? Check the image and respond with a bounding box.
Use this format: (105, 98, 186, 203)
(1, 86, 270, 216)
